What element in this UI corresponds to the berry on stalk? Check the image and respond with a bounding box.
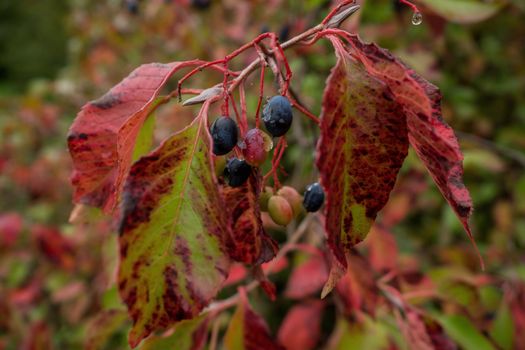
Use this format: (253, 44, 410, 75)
(239, 128, 273, 166)
(303, 182, 325, 212)
(262, 95, 293, 137)
(268, 195, 293, 226)
(259, 186, 274, 212)
(277, 186, 303, 217)
(224, 158, 251, 187)
(191, 0, 211, 10)
(210, 116, 238, 156)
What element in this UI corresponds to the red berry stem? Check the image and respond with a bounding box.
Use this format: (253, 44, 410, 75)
(321, 0, 357, 26)
(263, 137, 287, 189)
(398, 0, 420, 14)
(286, 92, 320, 125)
(228, 92, 246, 136)
(238, 83, 249, 136)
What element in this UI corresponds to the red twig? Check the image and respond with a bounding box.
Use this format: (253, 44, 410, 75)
(398, 0, 419, 13)
(286, 93, 320, 124)
(321, 0, 357, 26)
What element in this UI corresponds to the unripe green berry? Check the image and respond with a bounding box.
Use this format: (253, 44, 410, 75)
(277, 186, 303, 217)
(259, 186, 274, 212)
(268, 195, 293, 226)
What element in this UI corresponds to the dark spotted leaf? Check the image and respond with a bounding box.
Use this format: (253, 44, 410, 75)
(68, 61, 198, 213)
(224, 288, 285, 350)
(139, 314, 209, 350)
(277, 300, 324, 350)
(219, 173, 278, 265)
(118, 118, 231, 348)
(346, 35, 480, 267)
(317, 46, 408, 269)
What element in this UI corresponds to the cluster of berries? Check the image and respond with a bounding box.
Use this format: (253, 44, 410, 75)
(210, 95, 325, 224)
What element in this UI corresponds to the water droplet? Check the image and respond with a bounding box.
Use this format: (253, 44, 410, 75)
(411, 11, 423, 25)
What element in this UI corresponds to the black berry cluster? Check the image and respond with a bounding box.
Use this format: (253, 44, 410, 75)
(210, 116, 238, 156)
(303, 183, 325, 212)
(262, 95, 293, 137)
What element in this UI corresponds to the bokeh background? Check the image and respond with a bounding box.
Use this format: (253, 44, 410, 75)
(1, 0, 524, 349)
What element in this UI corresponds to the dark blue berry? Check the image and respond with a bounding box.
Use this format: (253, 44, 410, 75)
(303, 182, 325, 212)
(262, 95, 293, 137)
(126, 0, 139, 14)
(210, 116, 238, 156)
(191, 0, 211, 10)
(224, 158, 251, 187)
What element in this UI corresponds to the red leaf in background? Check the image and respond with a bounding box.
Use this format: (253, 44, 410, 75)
(345, 35, 480, 266)
(335, 253, 380, 316)
(9, 277, 43, 306)
(32, 225, 75, 271)
(366, 226, 398, 273)
(224, 257, 288, 287)
(0, 212, 23, 249)
(68, 61, 198, 213)
(505, 281, 525, 350)
(394, 308, 456, 350)
(277, 300, 324, 350)
(317, 44, 408, 268)
(285, 250, 328, 299)
(21, 321, 52, 350)
(224, 288, 285, 350)
(220, 173, 278, 265)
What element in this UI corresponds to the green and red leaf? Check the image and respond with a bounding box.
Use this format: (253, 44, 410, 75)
(317, 45, 408, 268)
(84, 309, 130, 350)
(67, 61, 197, 213)
(224, 288, 285, 350)
(219, 173, 278, 265)
(139, 314, 210, 350)
(118, 117, 231, 347)
(346, 35, 480, 266)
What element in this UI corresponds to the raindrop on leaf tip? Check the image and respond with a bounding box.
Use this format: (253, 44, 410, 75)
(412, 11, 423, 25)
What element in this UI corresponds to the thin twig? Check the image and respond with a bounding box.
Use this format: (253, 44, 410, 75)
(204, 214, 317, 314)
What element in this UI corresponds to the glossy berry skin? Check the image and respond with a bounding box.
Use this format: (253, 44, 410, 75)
(262, 95, 293, 137)
(240, 128, 272, 166)
(303, 182, 325, 212)
(191, 0, 211, 9)
(259, 186, 274, 212)
(210, 116, 238, 156)
(268, 195, 293, 226)
(277, 186, 303, 217)
(224, 158, 251, 187)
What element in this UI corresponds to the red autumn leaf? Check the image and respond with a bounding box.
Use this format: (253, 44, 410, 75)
(345, 34, 480, 266)
(0, 212, 23, 249)
(366, 225, 398, 273)
(32, 225, 75, 271)
(225, 257, 288, 287)
(118, 118, 231, 347)
(335, 253, 380, 316)
(317, 44, 408, 268)
(505, 281, 525, 350)
(285, 250, 328, 299)
(68, 61, 199, 213)
(219, 173, 278, 265)
(277, 300, 324, 350)
(395, 308, 456, 350)
(224, 288, 285, 350)
(22, 321, 52, 350)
